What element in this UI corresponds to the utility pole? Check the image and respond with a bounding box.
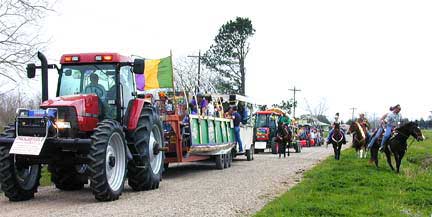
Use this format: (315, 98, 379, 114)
(288, 86, 301, 118)
(188, 50, 205, 93)
(372, 112, 377, 129)
(350, 107, 357, 121)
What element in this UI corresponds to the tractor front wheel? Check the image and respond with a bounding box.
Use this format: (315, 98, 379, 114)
(88, 120, 127, 201)
(0, 124, 41, 201)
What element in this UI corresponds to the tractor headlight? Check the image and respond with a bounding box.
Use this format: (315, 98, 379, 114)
(55, 121, 71, 129)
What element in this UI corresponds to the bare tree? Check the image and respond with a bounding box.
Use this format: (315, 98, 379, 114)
(0, 0, 54, 93)
(304, 98, 329, 117)
(0, 92, 40, 126)
(173, 56, 218, 94)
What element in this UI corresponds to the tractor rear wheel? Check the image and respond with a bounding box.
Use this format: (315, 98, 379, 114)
(88, 120, 127, 201)
(128, 105, 164, 191)
(48, 164, 87, 191)
(0, 124, 41, 201)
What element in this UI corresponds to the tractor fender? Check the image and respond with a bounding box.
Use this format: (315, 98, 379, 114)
(125, 99, 154, 131)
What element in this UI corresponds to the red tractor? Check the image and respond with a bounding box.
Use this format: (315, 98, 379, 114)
(0, 52, 165, 201)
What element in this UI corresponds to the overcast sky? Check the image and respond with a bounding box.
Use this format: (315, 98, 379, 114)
(37, 0, 432, 121)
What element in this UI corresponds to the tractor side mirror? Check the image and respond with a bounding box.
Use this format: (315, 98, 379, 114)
(26, 63, 36, 78)
(132, 58, 145, 74)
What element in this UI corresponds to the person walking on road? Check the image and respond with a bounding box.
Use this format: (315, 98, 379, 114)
(232, 106, 244, 153)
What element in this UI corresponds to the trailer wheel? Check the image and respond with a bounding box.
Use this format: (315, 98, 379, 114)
(88, 120, 126, 201)
(246, 144, 254, 161)
(163, 163, 169, 173)
(128, 105, 164, 191)
(228, 150, 233, 167)
(48, 164, 87, 191)
(271, 138, 278, 154)
(215, 155, 224, 170)
(0, 124, 41, 201)
(295, 142, 302, 153)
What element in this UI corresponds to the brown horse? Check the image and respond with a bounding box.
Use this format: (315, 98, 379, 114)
(348, 122, 368, 158)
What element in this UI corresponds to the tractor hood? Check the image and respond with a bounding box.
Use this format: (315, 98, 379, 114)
(41, 94, 99, 117)
(40, 94, 99, 132)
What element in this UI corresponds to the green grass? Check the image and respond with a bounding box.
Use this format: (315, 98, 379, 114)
(255, 131, 432, 217)
(40, 166, 51, 186)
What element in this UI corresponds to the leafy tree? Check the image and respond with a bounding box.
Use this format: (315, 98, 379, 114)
(203, 17, 255, 95)
(271, 100, 294, 114)
(259, 105, 267, 111)
(316, 115, 331, 124)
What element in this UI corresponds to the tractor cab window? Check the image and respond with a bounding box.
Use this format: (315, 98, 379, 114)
(255, 114, 269, 128)
(59, 64, 117, 118)
(119, 65, 135, 116)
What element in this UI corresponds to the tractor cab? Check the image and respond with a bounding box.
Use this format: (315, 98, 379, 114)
(254, 111, 279, 142)
(55, 53, 138, 121)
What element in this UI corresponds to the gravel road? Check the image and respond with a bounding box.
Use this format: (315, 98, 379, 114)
(0, 145, 346, 217)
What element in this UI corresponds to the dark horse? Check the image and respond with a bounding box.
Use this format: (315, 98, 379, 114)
(348, 121, 368, 159)
(370, 122, 424, 173)
(330, 124, 345, 160)
(276, 123, 292, 158)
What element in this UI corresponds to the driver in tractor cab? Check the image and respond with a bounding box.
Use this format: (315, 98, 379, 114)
(84, 73, 106, 100)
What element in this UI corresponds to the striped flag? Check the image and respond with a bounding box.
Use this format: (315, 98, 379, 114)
(135, 56, 173, 91)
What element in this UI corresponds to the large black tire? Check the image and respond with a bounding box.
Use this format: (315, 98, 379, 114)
(223, 153, 229, 168)
(227, 151, 232, 168)
(128, 105, 164, 191)
(48, 164, 87, 191)
(295, 142, 302, 153)
(246, 145, 254, 161)
(271, 138, 278, 154)
(88, 120, 127, 201)
(0, 124, 41, 201)
(163, 163, 169, 173)
(215, 154, 224, 170)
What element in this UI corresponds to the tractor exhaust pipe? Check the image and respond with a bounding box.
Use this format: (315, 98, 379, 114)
(37, 51, 49, 102)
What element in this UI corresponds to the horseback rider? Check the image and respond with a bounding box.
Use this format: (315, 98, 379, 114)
(356, 113, 371, 141)
(367, 104, 402, 152)
(326, 112, 347, 144)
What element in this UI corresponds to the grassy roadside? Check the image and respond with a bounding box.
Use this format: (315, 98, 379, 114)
(255, 131, 432, 217)
(41, 167, 51, 186)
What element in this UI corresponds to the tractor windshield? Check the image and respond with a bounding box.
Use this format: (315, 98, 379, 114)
(58, 64, 118, 118)
(255, 114, 269, 128)
(58, 64, 116, 98)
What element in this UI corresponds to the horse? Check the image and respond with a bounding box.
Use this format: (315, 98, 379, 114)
(348, 121, 368, 159)
(369, 122, 424, 173)
(330, 124, 345, 160)
(276, 124, 292, 158)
